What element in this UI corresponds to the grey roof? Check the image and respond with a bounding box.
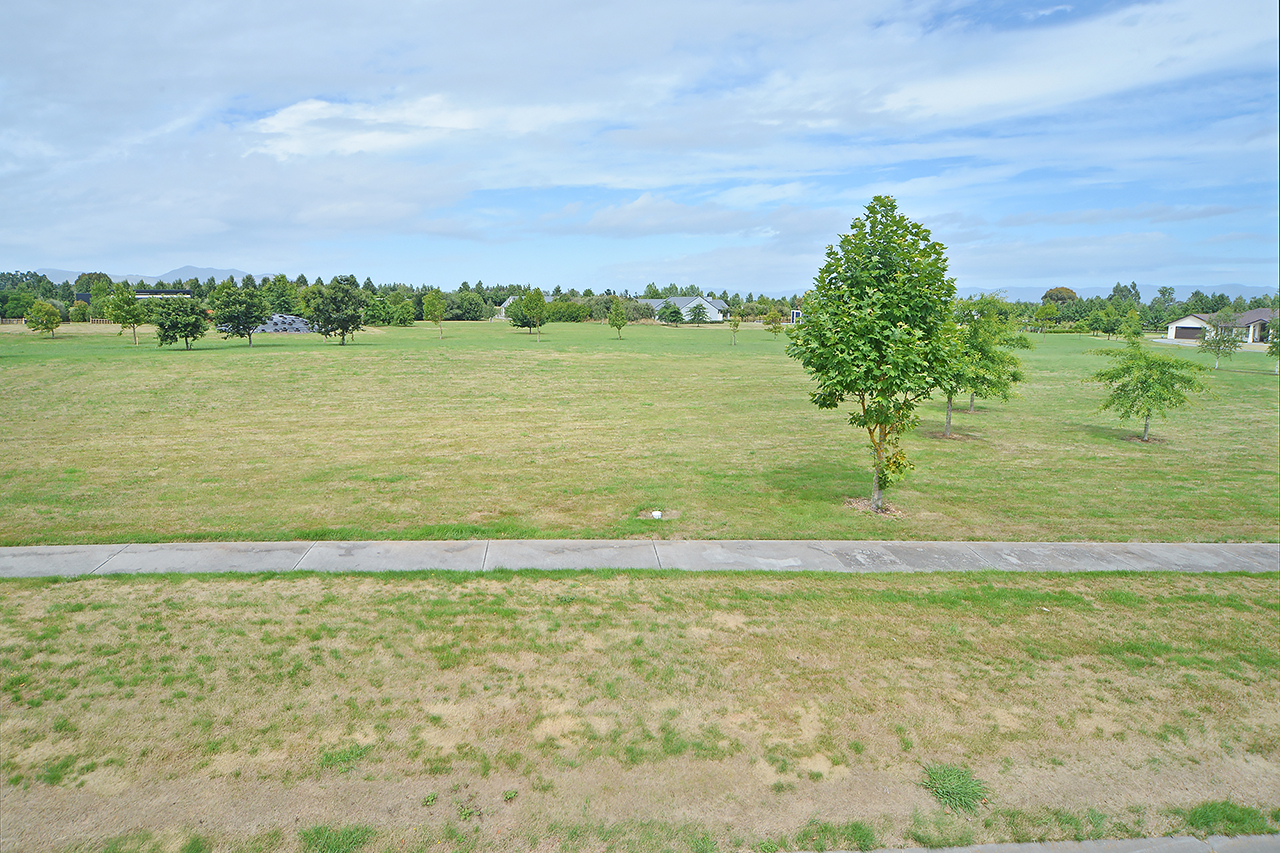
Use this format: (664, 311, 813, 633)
(1236, 307, 1276, 325)
(1172, 309, 1274, 327)
(639, 296, 728, 310)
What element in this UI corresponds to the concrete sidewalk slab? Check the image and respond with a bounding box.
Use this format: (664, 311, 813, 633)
(655, 540, 847, 571)
(1114, 543, 1279, 573)
(485, 539, 660, 570)
(95, 541, 312, 574)
(0, 544, 127, 578)
(297, 540, 488, 572)
(872, 835, 1279, 853)
(872, 541, 994, 572)
(0, 540, 1274, 578)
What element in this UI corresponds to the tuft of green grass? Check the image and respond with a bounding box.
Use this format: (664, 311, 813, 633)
(921, 763, 991, 814)
(317, 743, 372, 773)
(1171, 801, 1279, 837)
(789, 818, 877, 851)
(297, 824, 376, 853)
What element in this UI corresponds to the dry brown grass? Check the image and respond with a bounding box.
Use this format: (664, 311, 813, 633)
(2, 570, 1277, 851)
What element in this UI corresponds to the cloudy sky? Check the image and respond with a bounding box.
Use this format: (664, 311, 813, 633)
(2, 0, 1276, 297)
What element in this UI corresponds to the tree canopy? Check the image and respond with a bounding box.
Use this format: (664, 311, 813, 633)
(104, 283, 148, 345)
(25, 300, 62, 338)
(210, 282, 270, 346)
(785, 195, 956, 510)
(1090, 341, 1208, 441)
(154, 299, 210, 350)
(305, 275, 365, 344)
(607, 299, 627, 339)
(1197, 309, 1242, 369)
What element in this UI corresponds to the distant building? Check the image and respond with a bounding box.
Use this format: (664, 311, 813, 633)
(637, 296, 729, 322)
(75, 289, 192, 306)
(1166, 309, 1272, 343)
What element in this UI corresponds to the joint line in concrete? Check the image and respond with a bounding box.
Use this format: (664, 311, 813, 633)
(291, 542, 316, 572)
(482, 540, 490, 572)
(652, 541, 663, 571)
(90, 544, 131, 575)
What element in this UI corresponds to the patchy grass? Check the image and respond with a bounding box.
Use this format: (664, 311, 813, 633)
(1, 324, 1276, 544)
(1170, 800, 1280, 837)
(921, 764, 990, 814)
(3, 569, 1277, 852)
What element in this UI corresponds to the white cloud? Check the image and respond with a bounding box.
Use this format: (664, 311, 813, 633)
(880, 0, 1277, 123)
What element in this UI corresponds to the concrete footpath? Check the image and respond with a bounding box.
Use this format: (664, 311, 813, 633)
(867, 838, 1278, 853)
(1, 539, 1276, 578)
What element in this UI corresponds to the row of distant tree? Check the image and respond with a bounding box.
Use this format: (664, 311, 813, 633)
(3, 270, 1275, 330)
(1029, 282, 1277, 332)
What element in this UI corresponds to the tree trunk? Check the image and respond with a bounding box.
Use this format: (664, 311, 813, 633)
(944, 395, 953, 437)
(871, 469, 884, 512)
(132, 327, 138, 345)
(1142, 414, 1151, 441)
(248, 332, 253, 347)
(968, 392, 975, 414)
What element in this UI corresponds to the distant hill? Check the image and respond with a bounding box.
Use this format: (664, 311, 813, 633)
(36, 267, 252, 285)
(954, 284, 1279, 303)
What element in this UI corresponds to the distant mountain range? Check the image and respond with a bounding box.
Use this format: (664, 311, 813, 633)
(953, 284, 1278, 303)
(36, 266, 253, 286)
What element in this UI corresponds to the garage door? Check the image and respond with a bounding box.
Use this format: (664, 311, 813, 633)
(1174, 326, 1204, 339)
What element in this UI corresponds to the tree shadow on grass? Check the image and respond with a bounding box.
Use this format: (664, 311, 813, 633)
(761, 457, 870, 505)
(1080, 423, 1153, 443)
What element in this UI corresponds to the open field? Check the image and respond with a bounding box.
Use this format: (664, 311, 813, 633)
(2, 569, 1278, 852)
(2, 322, 1276, 544)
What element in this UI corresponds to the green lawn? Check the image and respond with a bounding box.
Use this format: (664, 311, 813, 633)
(1, 322, 1276, 544)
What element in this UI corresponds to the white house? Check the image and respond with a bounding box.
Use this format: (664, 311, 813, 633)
(638, 295, 730, 322)
(1166, 309, 1273, 343)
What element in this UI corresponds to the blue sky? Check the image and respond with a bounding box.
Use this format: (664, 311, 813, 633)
(2, 0, 1276, 297)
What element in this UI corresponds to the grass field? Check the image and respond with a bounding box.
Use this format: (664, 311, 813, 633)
(1, 321, 1276, 544)
(1, 569, 1277, 852)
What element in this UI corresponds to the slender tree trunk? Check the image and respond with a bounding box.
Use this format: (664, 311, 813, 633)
(248, 332, 253, 347)
(1142, 414, 1151, 441)
(944, 395, 953, 437)
(968, 392, 975, 414)
(132, 326, 138, 345)
(871, 469, 883, 512)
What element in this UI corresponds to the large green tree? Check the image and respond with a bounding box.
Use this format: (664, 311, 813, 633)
(24, 300, 62, 338)
(154, 299, 209, 350)
(785, 195, 956, 511)
(211, 281, 270, 346)
(306, 275, 365, 344)
(1090, 341, 1208, 441)
(104, 282, 148, 344)
(687, 303, 709, 324)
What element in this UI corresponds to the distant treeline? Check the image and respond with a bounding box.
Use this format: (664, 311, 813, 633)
(2, 270, 1274, 326)
(0, 271, 803, 323)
